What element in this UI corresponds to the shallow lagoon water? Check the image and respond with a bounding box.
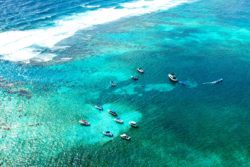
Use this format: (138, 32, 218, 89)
(1, 0, 250, 166)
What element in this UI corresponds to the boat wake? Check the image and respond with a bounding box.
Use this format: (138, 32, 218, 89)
(0, 0, 193, 64)
(202, 78, 223, 85)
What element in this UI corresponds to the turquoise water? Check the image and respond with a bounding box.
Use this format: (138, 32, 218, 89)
(1, 0, 250, 166)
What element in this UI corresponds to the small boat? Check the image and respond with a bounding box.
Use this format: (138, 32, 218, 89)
(95, 105, 103, 111)
(114, 117, 124, 124)
(131, 76, 139, 81)
(103, 131, 113, 137)
(120, 133, 131, 140)
(129, 121, 138, 128)
(108, 109, 118, 117)
(110, 81, 117, 87)
(137, 68, 144, 74)
(79, 120, 90, 126)
(168, 73, 178, 82)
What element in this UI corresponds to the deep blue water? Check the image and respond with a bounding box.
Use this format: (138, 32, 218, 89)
(0, 0, 132, 31)
(0, 0, 250, 166)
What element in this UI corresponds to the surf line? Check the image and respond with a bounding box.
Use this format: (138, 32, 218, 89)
(0, 0, 194, 63)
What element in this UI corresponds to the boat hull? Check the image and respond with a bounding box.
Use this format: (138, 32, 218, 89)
(168, 74, 178, 82)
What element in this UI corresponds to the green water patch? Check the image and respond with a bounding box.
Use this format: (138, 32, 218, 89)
(139, 132, 224, 167)
(46, 101, 250, 167)
(150, 101, 250, 167)
(89, 63, 133, 83)
(126, 101, 250, 167)
(0, 83, 143, 166)
(113, 84, 144, 96)
(46, 52, 136, 88)
(1, 0, 250, 165)
(113, 82, 198, 96)
(113, 82, 176, 95)
(144, 83, 175, 92)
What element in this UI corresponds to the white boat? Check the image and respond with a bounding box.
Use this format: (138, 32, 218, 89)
(137, 68, 144, 74)
(129, 121, 138, 128)
(79, 120, 90, 126)
(114, 117, 124, 124)
(103, 131, 113, 137)
(168, 73, 178, 82)
(120, 133, 131, 140)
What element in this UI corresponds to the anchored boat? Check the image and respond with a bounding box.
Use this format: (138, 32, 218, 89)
(129, 121, 138, 128)
(168, 73, 178, 82)
(114, 117, 124, 124)
(108, 109, 118, 117)
(103, 131, 113, 137)
(137, 67, 144, 74)
(120, 133, 131, 140)
(79, 120, 90, 126)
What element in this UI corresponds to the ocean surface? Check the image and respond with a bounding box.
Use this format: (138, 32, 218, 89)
(0, 0, 250, 166)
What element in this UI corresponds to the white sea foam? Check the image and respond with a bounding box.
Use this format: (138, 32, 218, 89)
(0, 0, 193, 63)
